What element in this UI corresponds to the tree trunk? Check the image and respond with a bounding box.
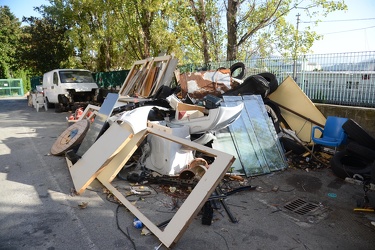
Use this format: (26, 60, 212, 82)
(142, 27, 151, 58)
(189, 0, 210, 64)
(201, 26, 210, 64)
(226, 0, 239, 61)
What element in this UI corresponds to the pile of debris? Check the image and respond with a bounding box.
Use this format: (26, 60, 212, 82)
(50, 54, 374, 248)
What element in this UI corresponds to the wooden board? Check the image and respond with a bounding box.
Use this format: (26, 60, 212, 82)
(268, 76, 326, 143)
(118, 59, 151, 96)
(67, 122, 134, 194)
(118, 56, 171, 97)
(66, 114, 235, 247)
(95, 122, 235, 248)
(50, 119, 89, 156)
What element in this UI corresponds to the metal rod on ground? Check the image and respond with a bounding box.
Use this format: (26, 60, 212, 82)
(215, 187, 238, 223)
(272, 101, 325, 128)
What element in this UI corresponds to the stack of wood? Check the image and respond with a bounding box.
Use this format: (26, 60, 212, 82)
(118, 55, 178, 98)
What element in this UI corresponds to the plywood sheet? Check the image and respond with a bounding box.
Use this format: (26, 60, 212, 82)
(268, 76, 326, 143)
(68, 122, 134, 194)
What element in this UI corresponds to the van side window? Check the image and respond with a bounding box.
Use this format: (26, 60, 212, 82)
(53, 72, 59, 85)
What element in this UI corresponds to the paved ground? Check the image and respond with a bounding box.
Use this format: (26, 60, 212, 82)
(1, 97, 375, 250)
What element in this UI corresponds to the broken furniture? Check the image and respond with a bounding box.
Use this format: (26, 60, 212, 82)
(179, 68, 239, 99)
(75, 93, 119, 157)
(65, 118, 235, 248)
(66, 104, 100, 124)
(330, 119, 375, 180)
(60, 93, 238, 247)
(168, 102, 244, 134)
(311, 116, 348, 153)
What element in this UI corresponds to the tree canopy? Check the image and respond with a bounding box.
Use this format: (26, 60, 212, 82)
(0, 6, 21, 78)
(18, 16, 74, 75)
(0, 0, 347, 85)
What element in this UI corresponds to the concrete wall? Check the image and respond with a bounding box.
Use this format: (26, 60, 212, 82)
(315, 103, 375, 138)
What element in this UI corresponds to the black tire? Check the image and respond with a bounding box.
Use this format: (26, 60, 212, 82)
(263, 98, 281, 118)
(55, 103, 63, 113)
(258, 72, 278, 94)
(342, 119, 375, 150)
(224, 74, 270, 97)
(45, 97, 54, 109)
(230, 62, 245, 80)
(346, 141, 375, 162)
(58, 94, 70, 105)
(280, 137, 306, 155)
(264, 98, 282, 133)
(330, 150, 373, 180)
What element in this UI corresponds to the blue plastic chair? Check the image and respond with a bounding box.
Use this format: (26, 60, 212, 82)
(311, 116, 348, 153)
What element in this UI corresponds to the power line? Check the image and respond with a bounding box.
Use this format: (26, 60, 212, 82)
(301, 17, 375, 23)
(323, 25, 375, 35)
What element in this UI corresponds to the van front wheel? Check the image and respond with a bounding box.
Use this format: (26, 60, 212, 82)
(55, 103, 63, 113)
(45, 97, 54, 109)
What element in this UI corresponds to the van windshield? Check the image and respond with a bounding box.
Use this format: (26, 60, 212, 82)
(59, 71, 95, 83)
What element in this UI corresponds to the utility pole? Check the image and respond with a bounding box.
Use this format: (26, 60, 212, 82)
(293, 13, 300, 80)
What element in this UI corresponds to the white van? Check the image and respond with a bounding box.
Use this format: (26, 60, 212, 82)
(43, 69, 98, 109)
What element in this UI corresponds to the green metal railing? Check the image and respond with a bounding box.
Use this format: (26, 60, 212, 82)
(0, 79, 24, 97)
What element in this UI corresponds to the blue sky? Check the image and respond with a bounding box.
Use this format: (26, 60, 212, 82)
(2, 0, 375, 55)
(292, 0, 375, 54)
(1, 0, 47, 20)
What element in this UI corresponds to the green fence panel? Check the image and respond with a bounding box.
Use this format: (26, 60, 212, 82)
(0, 79, 24, 97)
(30, 76, 43, 91)
(93, 70, 129, 89)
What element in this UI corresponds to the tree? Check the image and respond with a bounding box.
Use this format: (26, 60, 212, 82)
(0, 6, 22, 78)
(17, 16, 74, 75)
(187, 0, 224, 64)
(40, 0, 180, 70)
(20, 0, 348, 71)
(225, 0, 347, 61)
(189, 0, 210, 64)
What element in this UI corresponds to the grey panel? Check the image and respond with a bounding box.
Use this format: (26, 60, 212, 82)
(77, 93, 119, 156)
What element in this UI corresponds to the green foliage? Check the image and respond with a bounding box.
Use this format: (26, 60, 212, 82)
(13, 68, 31, 93)
(0, 6, 22, 78)
(225, 0, 347, 61)
(1, 0, 349, 78)
(17, 16, 74, 75)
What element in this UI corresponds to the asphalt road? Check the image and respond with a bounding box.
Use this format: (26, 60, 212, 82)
(1, 97, 375, 250)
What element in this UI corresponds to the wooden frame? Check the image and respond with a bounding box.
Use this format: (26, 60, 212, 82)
(139, 55, 171, 96)
(118, 56, 172, 98)
(118, 58, 152, 96)
(67, 121, 235, 248)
